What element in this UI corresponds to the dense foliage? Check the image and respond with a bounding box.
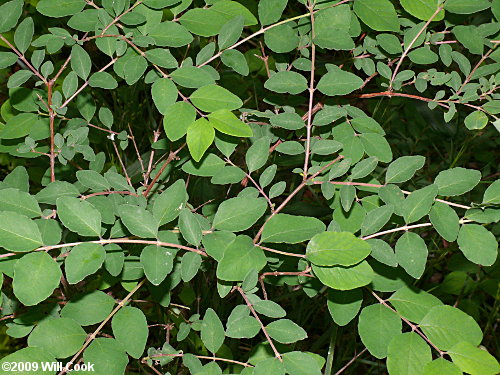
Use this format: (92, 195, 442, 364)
(0, 0, 499, 374)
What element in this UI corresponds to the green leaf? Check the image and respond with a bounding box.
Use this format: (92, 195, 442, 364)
(258, 0, 287, 25)
(76, 170, 111, 191)
(65, 243, 106, 284)
(57, 196, 102, 237)
(419, 305, 483, 350)
(448, 341, 500, 375)
(36, 181, 80, 204)
(0, 348, 55, 375)
(388, 286, 442, 323)
(353, 0, 400, 32)
(312, 261, 374, 290)
(211, 0, 258, 26)
(0, 188, 41, 218)
(465, 110, 489, 130)
(386, 332, 432, 375)
(253, 299, 286, 318)
(246, 136, 271, 173)
(83, 338, 128, 375)
(151, 78, 178, 114)
(118, 205, 158, 238)
(218, 16, 244, 49)
(61, 291, 115, 326)
(317, 69, 364, 96)
(153, 179, 187, 225)
(350, 156, 378, 179)
(395, 232, 428, 279)
(14, 17, 34, 54)
(178, 208, 203, 246)
(171, 66, 215, 88)
(358, 304, 402, 359)
(70, 45, 91, 80)
(180, 8, 227, 37)
(361, 204, 394, 236)
(386, 156, 425, 184)
(190, 84, 243, 112)
(226, 312, 260, 339)
(163, 101, 196, 141)
(429, 202, 460, 242)
(314, 5, 354, 50)
(423, 359, 462, 375)
(201, 308, 225, 353)
(368, 239, 397, 267)
(483, 179, 500, 204)
(327, 288, 363, 326)
(112, 307, 148, 359)
(208, 110, 253, 137)
(266, 319, 307, 344)
(402, 184, 438, 224)
(7, 69, 33, 88)
(37, 0, 85, 17)
(254, 357, 285, 375)
(457, 224, 498, 266)
(359, 133, 393, 163)
(28, 318, 86, 358)
(181, 252, 202, 282)
(0, 112, 38, 139)
(261, 214, 325, 244)
(124, 55, 148, 85)
(306, 232, 371, 266)
(435, 167, 481, 196)
(148, 21, 193, 47)
(264, 71, 308, 94)
(13, 252, 62, 306)
(453, 26, 484, 55)
(216, 235, 267, 281)
(400, 0, 445, 21)
(0, 211, 43, 252)
(213, 197, 267, 232)
(89, 72, 118, 89)
(444, 0, 491, 14)
(187, 118, 215, 162)
(264, 24, 299, 53)
(0, 52, 18, 69)
(140, 245, 175, 286)
(221, 49, 249, 76)
(0, 0, 24, 33)
(282, 351, 322, 375)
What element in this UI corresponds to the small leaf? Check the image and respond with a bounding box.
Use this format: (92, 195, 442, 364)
(420, 305, 483, 351)
(386, 332, 432, 375)
(361, 204, 394, 236)
(327, 288, 363, 326)
(13, 252, 62, 306)
(395, 232, 428, 279)
(187, 118, 215, 162)
(218, 16, 244, 49)
(246, 136, 271, 173)
(386, 156, 425, 184)
(388, 286, 442, 323)
(61, 291, 115, 326)
(112, 307, 148, 359)
(65, 243, 106, 284)
(208, 110, 253, 137)
(400, 0, 445, 21)
(434, 167, 481, 196)
(264, 71, 308, 94)
(402, 184, 438, 224)
(429, 202, 460, 242)
(163, 101, 196, 141)
(14, 17, 34, 54)
(57, 197, 102, 237)
(0, 0, 24, 33)
(151, 78, 178, 114)
(358, 304, 402, 359)
(353, 0, 400, 32)
(152, 179, 187, 225)
(261, 214, 325, 244)
(448, 341, 500, 375)
(119, 205, 158, 238)
(141, 245, 175, 285)
(258, 0, 288, 25)
(0, 211, 43, 252)
(37, 0, 86, 18)
(201, 308, 225, 353)
(148, 21, 193, 47)
(307, 232, 371, 266)
(213, 197, 267, 232)
(266, 319, 307, 344)
(282, 351, 322, 375)
(70, 45, 91, 80)
(457, 224, 498, 266)
(312, 261, 374, 290)
(181, 252, 202, 282)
